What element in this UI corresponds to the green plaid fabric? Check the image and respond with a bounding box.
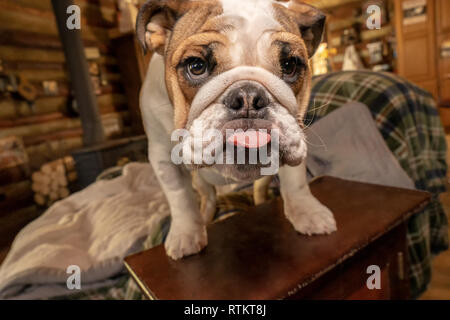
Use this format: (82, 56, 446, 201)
(61, 71, 448, 300)
(307, 71, 448, 297)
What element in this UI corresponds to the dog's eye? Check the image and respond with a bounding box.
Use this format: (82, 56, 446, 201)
(185, 57, 208, 80)
(280, 57, 301, 82)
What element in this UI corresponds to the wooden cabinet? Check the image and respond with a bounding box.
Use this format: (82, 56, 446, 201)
(415, 79, 439, 99)
(436, 0, 450, 33)
(395, 0, 438, 99)
(437, 0, 450, 100)
(395, 0, 450, 102)
(402, 34, 435, 79)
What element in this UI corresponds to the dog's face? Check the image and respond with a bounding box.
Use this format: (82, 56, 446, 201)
(137, 0, 325, 181)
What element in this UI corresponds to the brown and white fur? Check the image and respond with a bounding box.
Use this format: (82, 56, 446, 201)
(137, 0, 337, 260)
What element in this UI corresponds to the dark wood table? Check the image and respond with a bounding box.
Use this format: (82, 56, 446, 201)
(124, 176, 430, 300)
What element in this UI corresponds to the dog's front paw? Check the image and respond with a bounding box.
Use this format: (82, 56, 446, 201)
(164, 222, 207, 260)
(284, 195, 337, 236)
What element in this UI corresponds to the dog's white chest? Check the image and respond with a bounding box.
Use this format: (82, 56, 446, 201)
(196, 167, 241, 186)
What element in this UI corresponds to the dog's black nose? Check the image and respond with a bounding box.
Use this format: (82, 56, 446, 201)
(224, 85, 269, 111)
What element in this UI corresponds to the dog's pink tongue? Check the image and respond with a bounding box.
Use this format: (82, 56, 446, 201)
(227, 131, 271, 148)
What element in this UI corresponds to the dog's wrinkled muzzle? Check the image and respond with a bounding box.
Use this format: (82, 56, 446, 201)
(186, 66, 298, 129)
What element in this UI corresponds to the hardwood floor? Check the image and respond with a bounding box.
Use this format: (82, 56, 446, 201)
(420, 188, 450, 299)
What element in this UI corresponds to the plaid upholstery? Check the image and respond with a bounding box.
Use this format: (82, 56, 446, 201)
(307, 71, 448, 297)
(61, 71, 448, 300)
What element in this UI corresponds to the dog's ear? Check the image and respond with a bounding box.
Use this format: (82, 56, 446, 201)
(282, 1, 326, 58)
(136, 0, 187, 55)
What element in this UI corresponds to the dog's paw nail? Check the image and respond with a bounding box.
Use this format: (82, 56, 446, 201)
(164, 225, 207, 260)
(286, 200, 337, 235)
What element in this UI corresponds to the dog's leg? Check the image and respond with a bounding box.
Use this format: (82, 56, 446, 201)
(147, 126, 207, 260)
(192, 171, 217, 224)
(141, 54, 208, 260)
(253, 175, 273, 205)
(151, 157, 207, 260)
(278, 162, 337, 235)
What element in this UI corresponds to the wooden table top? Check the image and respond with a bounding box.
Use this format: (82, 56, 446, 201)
(124, 176, 430, 300)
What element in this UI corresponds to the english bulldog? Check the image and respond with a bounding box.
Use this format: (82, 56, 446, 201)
(136, 0, 337, 260)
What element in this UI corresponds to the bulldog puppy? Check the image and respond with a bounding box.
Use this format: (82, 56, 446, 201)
(136, 0, 337, 260)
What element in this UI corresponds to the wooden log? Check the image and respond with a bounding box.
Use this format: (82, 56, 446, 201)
(59, 187, 70, 199)
(26, 137, 79, 162)
(55, 163, 66, 175)
(39, 185, 50, 196)
(0, 2, 111, 43)
(23, 128, 83, 146)
(2, 63, 119, 90)
(1, 68, 121, 85)
(0, 93, 126, 119)
(32, 182, 50, 195)
(7, 0, 117, 13)
(103, 120, 124, 138)
(31, 182, 50, 195)
(3, 0, 117, 27)
(41, 159, 64, 175)
(67, 171, 78, 183)
(50, 170, 65, 182)
(0, 96, 65, 119)
(23, 112, 127, 169)
(50, 180, 59, 192)
(33, 193, 46, 206)
(0, 45, 118, 67)
(63, 156, 75, 172)
(16, 69, 122, 84)
(49, 171, 59, 181)
(16, 69, 68, 82)
(0, 117, 82, 140)
(25, 136, 83, 170)
(58, 175, 69, 187)
(1, 60, 64, 71)
(32, 81, 122, 99)
(31, 171, 50, 184)
(0, 30, 111, 57)
(0, 113, 64, 128)
(0, 45, 64, 62)
(96, 94, 128, 109)
(22, 115, 124, 146)
(33, 81, 69, 98)
(0, 109, 127, 139)
(48, 190, 59, 201)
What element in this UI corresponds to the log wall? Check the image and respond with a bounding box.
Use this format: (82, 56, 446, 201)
(0, 0, 134, 243)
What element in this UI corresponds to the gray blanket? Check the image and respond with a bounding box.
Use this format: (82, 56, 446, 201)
(306, 102, 414, 189)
